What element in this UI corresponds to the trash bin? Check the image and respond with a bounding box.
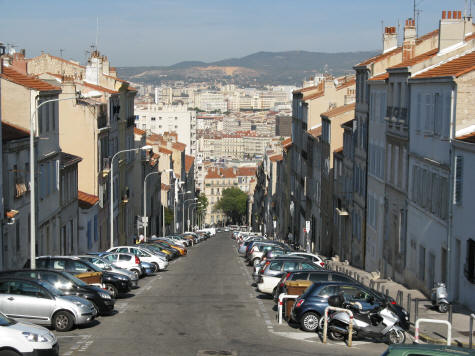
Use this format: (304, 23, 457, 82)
(285, 280, 313, 320)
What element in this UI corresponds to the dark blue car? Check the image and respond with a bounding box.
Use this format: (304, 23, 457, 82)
(291, 281, 391, 332)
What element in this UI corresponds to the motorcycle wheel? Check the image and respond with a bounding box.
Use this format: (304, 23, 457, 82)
(438, 303, 448, 313)
(328, 321, 346, 341)
(387, 329, 406, 345)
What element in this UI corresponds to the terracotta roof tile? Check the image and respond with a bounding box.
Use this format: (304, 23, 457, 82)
(134, 127, 146, 135)
(236, 167, 256, 176)
(336, 78, 356, 90)
(308, 126, 322, 138)
(303, 91, 324, 101)
(159, 147, 173, 155)
(82, 81, 119, 94)
(282, 138, 292, 148)
(1, 67, 60, 92)
(269, 154, 283, 162)
(6, 210, 19, 219)
(185, 155, 195, 173)
(293, 85, 319, 95)
(456, 132, 475, 143)
(78, 191, 99, 209)
(465, 32, 475, 42)
(389, 48, 438, 69)
(357, 47, 402, 67)
(161, 183, 170, 191)
(321, 103, 356, 119)
(413, 50, 475, 79)
(369, 72, 389, 81)
(172, 142, 186, 152)
(334, 146, 343, 153)
(2, 121, 30, 142)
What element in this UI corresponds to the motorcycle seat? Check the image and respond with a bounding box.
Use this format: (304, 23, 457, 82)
(354, 313, 373, 324)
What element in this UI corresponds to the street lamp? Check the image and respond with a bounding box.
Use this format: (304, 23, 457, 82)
(30, 91, 101, 269)
(110, 145, 152, 248)
(189, 203, 201, 231)
(178, 191, 192, 233)
(183, 198, 197, 233)
(143, 171, 160, 241)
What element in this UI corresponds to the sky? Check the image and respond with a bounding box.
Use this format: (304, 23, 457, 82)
(0, 0, 472, 67)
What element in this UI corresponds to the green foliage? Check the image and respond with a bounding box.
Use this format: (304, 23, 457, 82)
(197, 193, 208, 215)
(164, 207, 174, 226)
(215, 187, 248, 224)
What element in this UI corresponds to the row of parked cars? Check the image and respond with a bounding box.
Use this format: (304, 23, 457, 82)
(233, 233, 410, 343)
(0, 231, 211, 356)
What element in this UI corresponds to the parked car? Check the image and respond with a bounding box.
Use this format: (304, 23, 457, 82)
(273, 270, 356, 302)
(31, 257, 132, 298)
(0, 269, 114, 316)
(107, 246, 168, 271)
(291, 281, 406, 332)
(152, 239, 187, 256)
(0, 311, 59, 355)
(286, 252, 326, 268)
(0, 277, 97, 332)
(381, 344, 473, 356)
(77, 255, 139, 288)
(97, 252, 143, 277)
(248, 243, 291, 266)
(257, 261, 323, 295)
(253, 256, 313, 281)
(138, 242, 179, 260)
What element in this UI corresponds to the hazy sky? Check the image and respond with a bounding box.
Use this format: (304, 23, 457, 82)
(0, 0, 471, 67)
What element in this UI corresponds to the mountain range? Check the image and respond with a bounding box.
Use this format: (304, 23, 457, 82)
(116, 50, 379, 86)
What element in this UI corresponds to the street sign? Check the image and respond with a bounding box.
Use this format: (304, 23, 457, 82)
(305, 220, 311, 232)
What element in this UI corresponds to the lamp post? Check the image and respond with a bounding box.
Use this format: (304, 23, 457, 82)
(190, 203, 201, 231)
(110, 145, 152, 249)
(143, 171, 160, 241)
(30, 91, 102, 269)
(178, 191, 192, 233)
(183, 198, 197, 233)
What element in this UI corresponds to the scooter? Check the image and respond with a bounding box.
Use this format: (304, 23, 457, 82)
(327, 295, 408, 345)
(431, 282, 449, 313)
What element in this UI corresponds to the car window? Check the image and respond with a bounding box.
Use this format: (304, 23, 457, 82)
(119, 254, 131, 261)
(290, 272, 309, 281)
(117, 247, 129, 253)
(300, 262, 319, 270)
(68, 260, 90, 273)
(134, 249, 150, 257)
(36, 259, 49, 268)
(309, 273, 330, 282)
(269, 261, 282, 271)
(9, 281, 47, 298)
(52, 260, 66, 270)
(103, 255, 116, 262)
(331, 274, 352, 282)
(316, 285, 340, 298)
(40, 272, 60, 285)
(282, 261, 298, 271)
(92, 258, 107, 269)
(339, 285, 369, 302)
(108, 248, 118, 253)
(0, 281, 9, 293)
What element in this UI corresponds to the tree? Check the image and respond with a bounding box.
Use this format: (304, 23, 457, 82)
(197, 193, 208, 215)
(164, 207, 174, 226)
(214, 187, 248, 225)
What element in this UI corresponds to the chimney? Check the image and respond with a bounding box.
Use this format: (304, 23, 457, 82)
(383, 26, 398, 53)
(439, 10, 465, 52)
(402, 18, 416, 61)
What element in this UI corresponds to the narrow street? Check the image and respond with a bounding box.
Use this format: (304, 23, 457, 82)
(56, 233, 388, 356)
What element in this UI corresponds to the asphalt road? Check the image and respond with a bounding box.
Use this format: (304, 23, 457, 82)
(56, 232, 389, 356)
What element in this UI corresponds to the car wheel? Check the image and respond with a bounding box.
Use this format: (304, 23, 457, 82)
(53, 311, 74, 332)
(152, 262, 160, 272)
(90, 301, 100, 315)
(438, 302, 448, 313)
(300, 311, 320, 332)
(105, 284, 118, 299)
(252, 258, 261, 266)
(387, 329, 405, 344)
(131, 269, 140, 279)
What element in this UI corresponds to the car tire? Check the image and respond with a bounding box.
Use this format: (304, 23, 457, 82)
(105, 284, 118, 299)
(300, 311, 320, 332)
(90, 301, 100, 315)
(131, 269, 140, 279)
(152, 262, 160, 272)
(0, 349, 22, 356)
(438, 302, 448, 313)
(53, 310, 74, 332)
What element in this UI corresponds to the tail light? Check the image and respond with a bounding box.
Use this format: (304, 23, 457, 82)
(295, 299, 305, 308)
(284, 272, 291, 282)
(135, 256, 141, 265)
(320, 262, 325, 267)
(260, 261, 270, 274)
(390, 301, 397, 305)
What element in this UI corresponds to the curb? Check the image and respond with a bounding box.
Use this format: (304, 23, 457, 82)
(409, 327, 472, 348)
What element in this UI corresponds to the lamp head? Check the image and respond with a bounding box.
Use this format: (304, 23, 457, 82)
(79, 90, 102, 99)
(141, 145, 153, 151)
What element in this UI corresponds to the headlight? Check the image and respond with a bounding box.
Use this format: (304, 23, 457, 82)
(99, 292, 112, 299)
(22, 332, 49, 343)
(118, 275, 128, 281)
(73, 300, 88, 308)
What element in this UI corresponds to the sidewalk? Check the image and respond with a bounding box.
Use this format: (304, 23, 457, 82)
(326, 260, 475, 348)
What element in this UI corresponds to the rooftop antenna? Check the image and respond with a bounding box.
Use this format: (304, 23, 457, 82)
(414, 0, 424, 37)
(381, 20, 384, 51)
(59, 48, 64, 75)
(95, 17, 99, 50)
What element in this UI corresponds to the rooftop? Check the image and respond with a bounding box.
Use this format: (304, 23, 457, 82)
(78, 191, 99, 209)
(413, 50, 475, 79)
(2, 121, 30, 142)
(321, 103, 356, 119)
(1, 67, 60, 92)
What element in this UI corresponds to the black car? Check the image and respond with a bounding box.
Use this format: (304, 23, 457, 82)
(0, 269, 114, 315)
(26, 257, 132, 298)
(273, 270, 356, 302)
(291, 281, 408, 332)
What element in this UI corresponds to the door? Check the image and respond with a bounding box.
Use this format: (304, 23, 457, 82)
(3, 281, 53, 323)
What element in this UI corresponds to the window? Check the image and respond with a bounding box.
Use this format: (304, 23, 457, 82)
(151, 117, 156, 121)
(291, 272, 309, 281)
(465, 239, 475, 283)
(424, 93, 434, 134)
(70, 261, 90, 273)
(119, 254, 131, 261)
(269, 261, 282, 271)
(52, 260, 66, 270)
(316, 285, 339, 298)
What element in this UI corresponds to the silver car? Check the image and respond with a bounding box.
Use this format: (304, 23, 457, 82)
(0, 277, 97, 332)
(78, 255, 139, 287)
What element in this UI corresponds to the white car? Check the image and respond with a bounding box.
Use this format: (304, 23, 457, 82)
(100, 252, 143, 277)
(0, 312, 58, 355)
(257, 274, 283, 295)
(287, 252, 326, 268)
(107, 246, 168, 271)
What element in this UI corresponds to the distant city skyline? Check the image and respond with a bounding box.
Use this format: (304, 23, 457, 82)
(0, 0, 471, 67)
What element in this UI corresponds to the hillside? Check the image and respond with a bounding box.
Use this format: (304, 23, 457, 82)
(116, 50, 378, 86)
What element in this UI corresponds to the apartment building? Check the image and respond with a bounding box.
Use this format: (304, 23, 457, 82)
(134, 104, 197, 156)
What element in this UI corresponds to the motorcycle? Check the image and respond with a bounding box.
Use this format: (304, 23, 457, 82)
(431, 282, 449, 313)
(326, 294, 408, 345)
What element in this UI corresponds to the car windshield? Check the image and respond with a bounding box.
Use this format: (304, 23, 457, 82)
(37, 280, 63, 296)
(0, 312, 16, 326)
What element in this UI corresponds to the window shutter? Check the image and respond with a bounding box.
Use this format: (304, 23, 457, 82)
(434, 93, 442, 135)
(424, 94, 434, 134)
(416, 93, 422, 132)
